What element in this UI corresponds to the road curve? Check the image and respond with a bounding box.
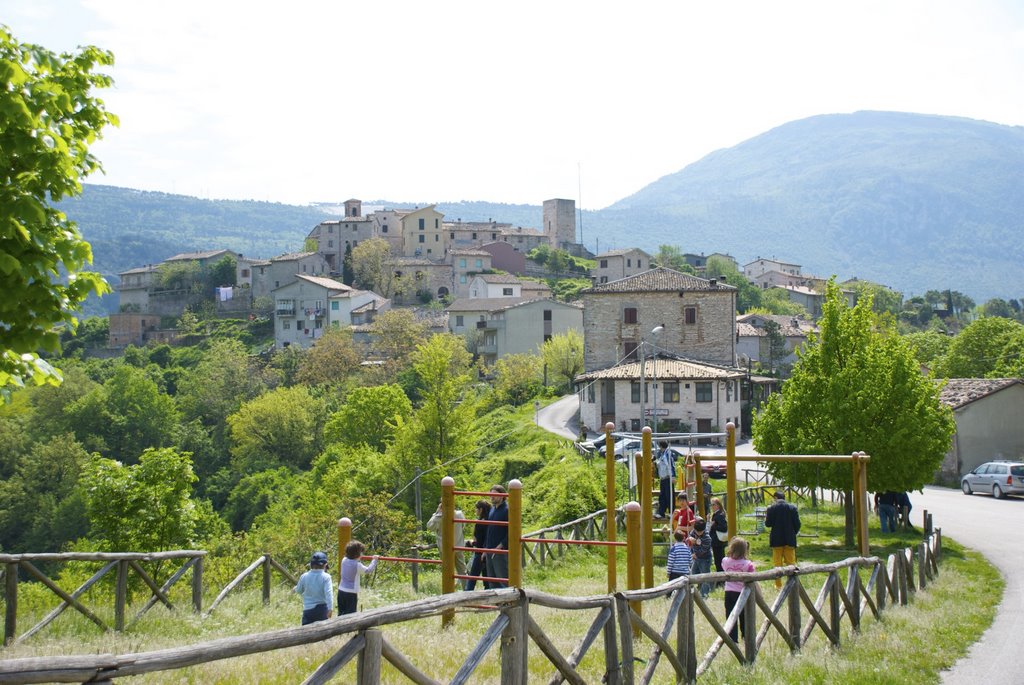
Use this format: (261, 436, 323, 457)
(915, 486, 1024, 685)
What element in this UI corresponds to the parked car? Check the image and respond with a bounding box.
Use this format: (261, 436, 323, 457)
(961, 460, 1024, 499)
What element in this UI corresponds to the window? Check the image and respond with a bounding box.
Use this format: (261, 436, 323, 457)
(630, 418, 642, 432)
(459, 259, 467, 268)
(435, 218, 439, 228)
(382, 225, 388, 233)
(418, 218, 425, 230)
(600, 276, 608, 284)
(328, 226, 333, 233)
(328, 240, 333, 248)
(331, 301, 339, 311)
(491, 232, 497, 240)
(587, 384, 595, 403)
(502, 287, 513, 296)
(600, 259, 608, 268)
(472, 232, 478, 239)
(283, 320, 291, 329)
(455, 315, 464, 327)
(475, 259, 483, 268)
(624, 340, 639, 360)
(726, 381, 732, 401)
(419, 235, 425, 243)
(450, 232, 455, 239)
(664, 382, 680, 403)
(696, 382, 713, 402)
(685, 306, 697, 324)
(459, 275, 467, 283)
(435, 234, 439, 241)
(631, 382, 641, 403)
(241, 269, 250, 278)
(627, 259, 632, 267)
(637, 260, 642, 268)
(543, 310, 552, 321)
(624, 307, 638, 324)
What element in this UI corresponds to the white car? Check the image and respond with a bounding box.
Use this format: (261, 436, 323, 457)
(961, 460, 1024, 498)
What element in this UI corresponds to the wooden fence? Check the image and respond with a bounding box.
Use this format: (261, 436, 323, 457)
(0, 527, 942, 684)
(1, 551, 205, 646)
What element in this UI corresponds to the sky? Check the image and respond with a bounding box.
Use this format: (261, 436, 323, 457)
(4, 0, 1024, 209)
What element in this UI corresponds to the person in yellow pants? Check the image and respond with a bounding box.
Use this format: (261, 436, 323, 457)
(764, 491, 801, 589)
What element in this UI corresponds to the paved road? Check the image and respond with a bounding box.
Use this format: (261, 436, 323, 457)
(535, 395, 1018, 682)
(914, 485, 1024, 684)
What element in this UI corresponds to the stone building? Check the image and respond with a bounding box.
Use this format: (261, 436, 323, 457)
(580, 267, 738, 372)
(938, 378, 1024, 480)
(591, 248, 652, 284)
(447, 297, 583, 367)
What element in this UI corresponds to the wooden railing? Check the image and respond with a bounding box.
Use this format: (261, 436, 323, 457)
(1, 551, 205, 646)
(205, 554, 296, 617)
(0, 528, 942, 684)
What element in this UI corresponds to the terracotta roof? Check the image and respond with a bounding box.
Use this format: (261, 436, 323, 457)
(594, 248, 652, 259)
(475, 273, 521, 284)
(937, 378, 1022, 409)
(165, 249, 232, 262)
(576, 356, 744, 382)
(446, 297, 527, 312)
(118, 265, 159, 275)
(293, 274, 351, 291)
(272, 251, 318, 262)
(736, 322, 762, 337)
(582, 267, 736, 294)
(449, 248, 491, 257)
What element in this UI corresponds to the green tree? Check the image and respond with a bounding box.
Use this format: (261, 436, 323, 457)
(81, 447, 209, 552)
(294, 328, 362, 387)
(541, 329, 584, 394)
(980, 298, 1015, 319)
(324, 384, 412, 452)
(222, 467, 298, 532)
(762, 319, 787, 375)
(753, 282, 955, 542)
(227, 385, 326, 473)
(0, 27, 116, 395)
(204, 254, 237, 294)
(352, 238, 402, 297)
(902, 330, 952, 368)
(342, 243, 355, 286)
(177, 338, 263, 425)
(848, 281, 902, 316)
(651, 245, 689, 272)
(492, 353, 543, 406)
(368, 309, 429, 364)
(760, 288, 808, 316)
(932, 317, 1024, 378)
(705, 256, 761, 312)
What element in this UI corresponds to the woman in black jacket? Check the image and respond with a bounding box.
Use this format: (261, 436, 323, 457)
(709, 497, 728, 582)
(465, 500, 491, 590)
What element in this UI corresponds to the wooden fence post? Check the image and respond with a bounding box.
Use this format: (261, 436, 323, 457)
(337, 517, 352, 590)
(918, 542, 927, 589)
(500, 593, 528, 685)
(192, 555, 203, 614)
(262, 555, 272, 605)
(743, 584, 757, 663)
(441, 476, 455, 628)
(678, 585, 697, 683)
(829, 572, 841, 647)
(897, 555, 909, 606)
(357, 628, 382, 685)
(787, 577, 802, 651)
(614, 595, 635, 685)
(624, 502, 642, 622)
(603, 601, 621, 685)
(4, 561, 17, 646)
(508, 480, 523, 589)
(115, 559, 129, 631)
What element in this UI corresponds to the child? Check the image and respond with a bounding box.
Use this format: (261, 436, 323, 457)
(722, 536, 755, 642)
(294, 551, 333, 625)
(672, 492, 695, 536)
(666, 527, 693, 590)
(338, 540, 379, 616)
(688, 518, 713, 598)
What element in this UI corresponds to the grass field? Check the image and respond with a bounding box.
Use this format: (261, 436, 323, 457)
(1, 506, 1000, 684)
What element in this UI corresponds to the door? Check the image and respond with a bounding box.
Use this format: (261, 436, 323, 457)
(697, 418, 713, 445)
(600, 381, 616, 427)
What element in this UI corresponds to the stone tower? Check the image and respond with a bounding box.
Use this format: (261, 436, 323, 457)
(344, 198, 362, 218)
(542, 198, 576, 250)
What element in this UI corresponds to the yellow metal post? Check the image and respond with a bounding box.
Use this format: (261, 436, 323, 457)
(726, 422, 737, 545)
(694, 467, 706, 519)
(508, 479, 523, 588)
(604, 421, 617, 592)
(624, 501, 642, 621)
(337, 517, 352, 587)
(641, 427, 654, 588)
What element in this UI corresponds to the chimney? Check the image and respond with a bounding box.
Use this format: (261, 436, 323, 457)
(710, 278, 717, 286)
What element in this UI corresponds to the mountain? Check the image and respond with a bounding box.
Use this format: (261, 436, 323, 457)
(596, 111, 1024, 299)
(64, 111, 1024, 314)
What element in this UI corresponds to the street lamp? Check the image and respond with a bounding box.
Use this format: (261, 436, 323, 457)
(650, 325, 664, 435)
(639, 325, 665, 436)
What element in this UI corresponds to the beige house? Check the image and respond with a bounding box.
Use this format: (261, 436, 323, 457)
(400, 206, 447, 259)
(735, 313, 816, 369)
(268, 252, 330, 293)
(743, 257, 802, 279)
(575, 357, 744, 435)
(447, 297, 583, 367)
(116, 264, 160, 312)
(306, 216, 374, 272)
(450, 248, 493, 297)
(273, 274, 352, 349)
(591, 248, 652, 284)
(580, 267, 737, 372)
(938, 378, 1024, 480)
(468, 273, 521, 299)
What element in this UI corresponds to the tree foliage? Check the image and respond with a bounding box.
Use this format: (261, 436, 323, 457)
(351, 238, 403, 297)
(541, 329, 584, 394)
(324, 384, 412, 452)
(753, 282, 955, 494)
(491, 353, 543, 407)
(227, 385, 326, 473)
(294, 328, 361, 387)
(0, 26, 117, 395)
(931, 317, 1024, 379)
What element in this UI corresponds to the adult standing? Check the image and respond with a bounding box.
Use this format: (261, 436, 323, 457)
(465, 500, 491, 590)
(427, 501, 467, 577)
(484, 484, 509, 586)
(708, 497, 728, 577)
(876, 491, 899, 533)
(764, 491, 801, 588)
(655, 440, 676, 519)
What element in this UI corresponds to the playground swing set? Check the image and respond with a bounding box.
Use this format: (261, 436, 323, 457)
(335, 422, 872, 626)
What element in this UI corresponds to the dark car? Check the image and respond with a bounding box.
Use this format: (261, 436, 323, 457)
(961, 460, 1024, 499)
